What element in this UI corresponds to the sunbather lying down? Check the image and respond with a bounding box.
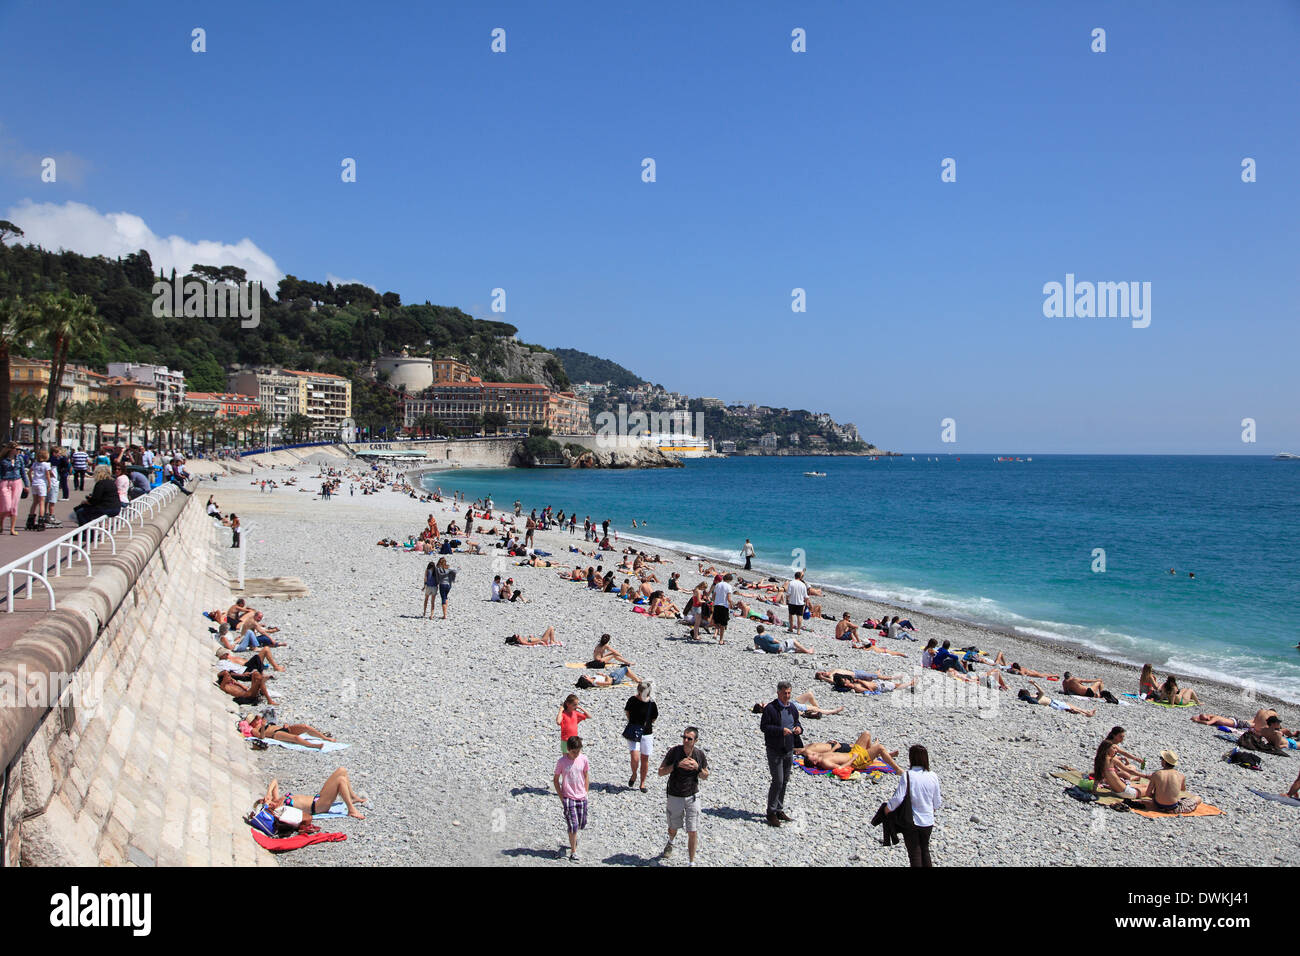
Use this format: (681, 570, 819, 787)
(247, 714, 336, 749)
(796, 731, 902, 773)
(814, 670, 915, 694)
(258, 768, 367, 822)
(1018, 681, 1094, 716)
(751, 692, 844, 719)
(506, 627, 560, 646)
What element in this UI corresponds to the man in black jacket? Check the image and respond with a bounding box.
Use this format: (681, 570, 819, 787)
(759, 680, 802, 827)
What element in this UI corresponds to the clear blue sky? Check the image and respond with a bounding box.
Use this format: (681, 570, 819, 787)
(2, 0, 1297, 453)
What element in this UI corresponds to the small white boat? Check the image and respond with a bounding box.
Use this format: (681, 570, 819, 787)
(1275, 452, 1300, 460)
(803, 471, 826, 477)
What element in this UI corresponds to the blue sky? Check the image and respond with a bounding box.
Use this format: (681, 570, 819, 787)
(2, 0, 1297, 453)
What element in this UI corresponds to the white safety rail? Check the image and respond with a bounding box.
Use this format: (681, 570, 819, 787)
(0, 482, 182, 613)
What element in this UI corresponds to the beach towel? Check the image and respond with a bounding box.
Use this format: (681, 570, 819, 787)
(1247, 788, 1300, 807)
(1130, 801, 1222, 819)
(313, 800, 373, 818)
(261, 736, 350, 753)
(1147, 698, 1198, 708)
(251, 828, 347, 852)
(1049, 768, 1126, 806)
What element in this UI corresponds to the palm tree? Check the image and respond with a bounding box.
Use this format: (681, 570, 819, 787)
(154, 410, 174, 453)
(55, 399, 70, 446)
(171, 404, 194, 455)
(103, 397, 124, 448)
(68, 401, 93, 452)
(31, 291, 102, 421)
(88, 400, 111, 453)
(0, 295, 38, 443)
(140, 409, 156, 451)
(10, 392, 40, 443)
(120, 398, 143, 447)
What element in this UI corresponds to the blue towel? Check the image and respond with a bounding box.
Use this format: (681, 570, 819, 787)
(1248, 788, 1300, 806)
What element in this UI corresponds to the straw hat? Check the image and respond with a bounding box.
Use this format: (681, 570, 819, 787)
(1160, 749, 1179, 767)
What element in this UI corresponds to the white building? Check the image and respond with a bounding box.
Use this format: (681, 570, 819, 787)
(106, 362, 186, 412)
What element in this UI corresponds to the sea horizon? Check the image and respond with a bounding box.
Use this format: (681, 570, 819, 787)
(420, 453, 1300, 702)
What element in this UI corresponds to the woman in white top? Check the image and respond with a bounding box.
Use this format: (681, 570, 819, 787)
(886, 744, 942, 867)
(28, 448, 55, 530)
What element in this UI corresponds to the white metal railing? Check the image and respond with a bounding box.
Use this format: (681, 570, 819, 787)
(0, 481, 182, 613)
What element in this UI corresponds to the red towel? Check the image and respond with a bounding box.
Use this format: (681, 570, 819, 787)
(251, 828, 347, 852)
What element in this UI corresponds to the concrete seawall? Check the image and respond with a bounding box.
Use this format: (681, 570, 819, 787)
(0, 488, 273, 867)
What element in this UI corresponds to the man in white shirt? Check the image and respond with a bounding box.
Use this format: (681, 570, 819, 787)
(785, 571, 809, 634)
(710, 574, 734, 645)
(141, 447, 155, 467)
(885, 744, 942, 867)
(742, 539, 755, 571)
(490, 575, 503, 602)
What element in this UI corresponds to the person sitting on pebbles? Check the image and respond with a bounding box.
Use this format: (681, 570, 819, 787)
(1140, 750, 1200, 813)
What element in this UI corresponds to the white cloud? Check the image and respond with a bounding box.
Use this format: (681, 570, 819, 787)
(3, 200, 284, 288)
(325, 273, 373, 290)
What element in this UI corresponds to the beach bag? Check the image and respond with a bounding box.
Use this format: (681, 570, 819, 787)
(885, 771, 916, 834)
(248, 807, 278, 837)
(622, 723, 645, 742)
(1227, 748, 1263, 770)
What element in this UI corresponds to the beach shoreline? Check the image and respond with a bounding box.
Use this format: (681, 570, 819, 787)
(205, 463, 1300, 868)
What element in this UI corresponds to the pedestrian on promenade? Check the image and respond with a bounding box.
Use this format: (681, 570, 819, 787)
(759, 680, 801, 827)
(886, 744, 942, 867)
(624, 681, 659, 791)
(553, 735, 590, 862)
(70, 447, 89, 491)
(659, 726, 709, 864)
(743, 538, 755, 570)
(0, 443, 25, 535)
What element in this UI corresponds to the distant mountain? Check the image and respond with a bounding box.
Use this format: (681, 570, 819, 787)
(550, 348, 645, 389)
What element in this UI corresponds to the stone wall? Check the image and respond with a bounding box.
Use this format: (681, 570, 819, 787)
(0, 489, 273, 867)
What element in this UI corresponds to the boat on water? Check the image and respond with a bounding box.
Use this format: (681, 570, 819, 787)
(803, 471, 826, 477)
(1275, 452, 1300, 460)
(649, 434, 711, 457)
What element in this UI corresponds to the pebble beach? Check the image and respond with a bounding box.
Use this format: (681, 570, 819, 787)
(207, 463, 1300, 867)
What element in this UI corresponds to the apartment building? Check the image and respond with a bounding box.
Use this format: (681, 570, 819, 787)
(185, 392, 259, 418)
(282, 369, 353, 430)
(228, 369, 302, 428)
(106, 362, 186, 412)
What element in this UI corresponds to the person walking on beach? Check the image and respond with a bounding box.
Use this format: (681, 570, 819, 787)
(743, 538, 755, 571)
(711, 573, 734, 644)
(525, 514, 536, 549)
(760, 681, 802, 827)
(553, 736, 590, 861)
(785, 571, 809, 634)
(229, 513, 241, 548)
(624, 681, 659, 791)
(886, 744, 942, 867)
(556, 694, 589, 753)
(659, 726, 709, 865)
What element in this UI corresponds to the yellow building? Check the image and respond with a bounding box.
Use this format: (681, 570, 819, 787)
(283, 369, 353, 430)
(433, 358, 472, 384)
(547, 391, 592, 435)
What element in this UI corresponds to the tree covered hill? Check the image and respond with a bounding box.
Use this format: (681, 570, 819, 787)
(549, 347, 645, 389)
(0, 241, 563, 393)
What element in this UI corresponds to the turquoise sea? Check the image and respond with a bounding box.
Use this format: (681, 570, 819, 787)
(420, 456, 1300, 701)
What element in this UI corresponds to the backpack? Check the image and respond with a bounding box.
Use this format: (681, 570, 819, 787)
(1226, 748, 1263, 770)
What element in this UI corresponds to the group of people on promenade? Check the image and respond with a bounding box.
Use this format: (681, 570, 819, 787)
(0, 441, 191, 533)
